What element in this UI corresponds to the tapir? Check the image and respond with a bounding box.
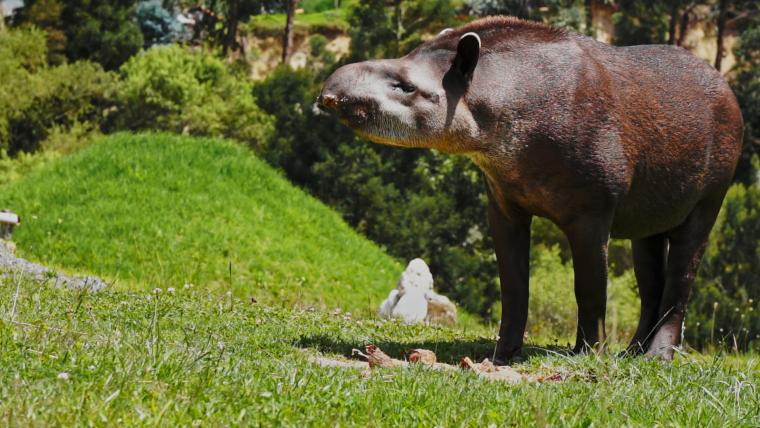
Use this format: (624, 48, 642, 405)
(317, 16, 743, 362)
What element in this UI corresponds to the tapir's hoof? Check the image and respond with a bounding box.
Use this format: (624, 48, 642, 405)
(644, 324, 680, 361)
(644, 346, 675, 361)
(620, 341, 648, 358)
(493, 348, 524, 366)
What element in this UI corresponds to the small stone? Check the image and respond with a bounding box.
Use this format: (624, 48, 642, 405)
(425, 291, 457, 325)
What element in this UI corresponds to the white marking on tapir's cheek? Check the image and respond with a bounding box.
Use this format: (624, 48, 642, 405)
(438, 28, 453, 36)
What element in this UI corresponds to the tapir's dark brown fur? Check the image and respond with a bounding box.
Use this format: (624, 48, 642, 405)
(318, 16, 743, 362)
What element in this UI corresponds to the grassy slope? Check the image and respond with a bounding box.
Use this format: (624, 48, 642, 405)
(1, 275, 758, 426)
(0, 133, 401, 313)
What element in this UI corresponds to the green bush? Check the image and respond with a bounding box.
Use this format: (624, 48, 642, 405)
(0, 149, 60, 186)
(0, 27, 46, 149)
(15, 0, 144, 70)
(731, 14, 760, 184)
(114, 45, 274, 149)
(688, 183, 760, 351)
(0, 27, 116, 154)
(8, 61, 117, 154)
(0, 25, 48, 72)
(301, 0, 339, 13)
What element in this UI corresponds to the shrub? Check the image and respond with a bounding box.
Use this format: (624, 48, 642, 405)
(14, 0, 144, 70)
(0, 149, 60, 186)
(688, 183, 760, 351)
(0, 25, 47, 72)
(731, 15, 760, 184)
(7, 61, 117, 154)
(0, 27, 116, 154)
(113, 45, 274, 148)
(0, 27, 45, 149)
(9, 0, 67, 65)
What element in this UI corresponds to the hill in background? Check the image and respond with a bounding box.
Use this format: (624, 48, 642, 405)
(0, 133, 402, 313)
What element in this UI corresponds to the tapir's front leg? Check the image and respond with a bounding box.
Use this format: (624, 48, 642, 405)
(488, 196, 532, 365)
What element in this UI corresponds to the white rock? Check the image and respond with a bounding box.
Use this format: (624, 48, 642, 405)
(397, 258, 434, 291)
(379, 289, 400, 318)
(378, 258, 456, 325)
(391, 287, 428, 323)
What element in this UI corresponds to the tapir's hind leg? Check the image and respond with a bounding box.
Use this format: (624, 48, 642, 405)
(646, 197, 724, 360)
(627, 234, 668, 355)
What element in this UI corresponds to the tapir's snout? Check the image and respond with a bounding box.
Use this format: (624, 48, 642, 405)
(318, 63, 358, 111)
(316, 93, 339, 112)
(317, 62, 376, 125)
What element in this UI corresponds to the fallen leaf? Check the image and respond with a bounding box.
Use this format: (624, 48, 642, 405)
(408, 349, 437, 365)
(460, 356, 524, 383)
(365, 344, 407, 368)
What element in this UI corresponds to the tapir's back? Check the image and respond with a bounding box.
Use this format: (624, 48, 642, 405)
(580, 39, 744, 238)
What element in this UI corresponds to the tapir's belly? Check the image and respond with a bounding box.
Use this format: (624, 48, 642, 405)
(609, 161, 710, 239)
(610, 190, 701, 239)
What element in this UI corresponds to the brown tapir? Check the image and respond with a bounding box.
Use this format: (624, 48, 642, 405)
(317, 16, 743, 362)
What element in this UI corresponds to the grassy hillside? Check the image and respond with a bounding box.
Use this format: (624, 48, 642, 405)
(1, 274, 757, 426)
(0, 133, 401, 313)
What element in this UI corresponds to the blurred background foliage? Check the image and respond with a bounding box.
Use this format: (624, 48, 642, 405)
(1, 0, 758, 349)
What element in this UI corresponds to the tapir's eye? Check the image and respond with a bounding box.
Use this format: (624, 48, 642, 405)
(393, 82, 417, 93)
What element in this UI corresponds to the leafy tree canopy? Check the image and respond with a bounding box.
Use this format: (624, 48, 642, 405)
(14, 0, 144, 70)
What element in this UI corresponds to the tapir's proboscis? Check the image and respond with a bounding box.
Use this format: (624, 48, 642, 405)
(318, 16, 743, 362)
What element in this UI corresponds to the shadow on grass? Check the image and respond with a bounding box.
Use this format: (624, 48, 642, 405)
(297, 334, 571, 364)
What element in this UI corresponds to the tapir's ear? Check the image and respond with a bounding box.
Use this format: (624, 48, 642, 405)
(454, 32, 480, 80)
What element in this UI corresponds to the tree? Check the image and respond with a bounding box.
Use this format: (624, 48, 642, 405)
(10, 0, 67, 65)
(612, 0, 671, 45)
(282, 0, 298, 63)
(14, 0, 144, 70)
(216, 0, 284, 55)
(715, 0, 729, 71)
(730, 1, 760, 184)
(467, 0, 538, 19)
(348, 0, 457, 61)
(137, 0, 185, 47)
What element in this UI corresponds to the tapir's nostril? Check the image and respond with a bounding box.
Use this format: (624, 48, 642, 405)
(317, 93, 339, 111)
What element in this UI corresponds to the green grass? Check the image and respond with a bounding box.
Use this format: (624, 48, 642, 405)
(0, 132, 757, 425)
(1, 274, 758, 426)
(0, 133, 402, 314)
(245, 2, 356, 35)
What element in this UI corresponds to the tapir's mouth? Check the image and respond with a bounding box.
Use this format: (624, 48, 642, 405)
(316, 93, 375, 128)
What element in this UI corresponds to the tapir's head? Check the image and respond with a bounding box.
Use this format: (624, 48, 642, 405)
(317, 30, 483, 152)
